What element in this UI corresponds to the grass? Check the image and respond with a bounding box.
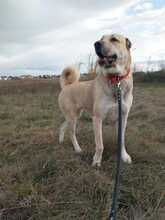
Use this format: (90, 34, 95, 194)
(133, 70, 165, 83)
(0, 79, 164, 220)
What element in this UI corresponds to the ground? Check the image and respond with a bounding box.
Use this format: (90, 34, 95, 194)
(0, 79, 164, 220)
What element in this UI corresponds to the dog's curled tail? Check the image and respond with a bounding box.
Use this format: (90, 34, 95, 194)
(60, 66, 80, 89)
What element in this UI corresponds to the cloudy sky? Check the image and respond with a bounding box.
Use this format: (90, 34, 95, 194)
(0, 0, 165, 75)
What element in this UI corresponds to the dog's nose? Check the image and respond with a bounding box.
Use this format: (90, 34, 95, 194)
(106, 53, 118, 66)
(109, 53, 118, 61)
(94, 41, 104, 58)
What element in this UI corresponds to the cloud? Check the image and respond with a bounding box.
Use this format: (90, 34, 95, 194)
(134, 1, 153, 11)
(0, 0, 165, 75)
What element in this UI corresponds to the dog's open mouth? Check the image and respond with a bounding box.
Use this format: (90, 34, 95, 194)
(98, 55, 117, 68)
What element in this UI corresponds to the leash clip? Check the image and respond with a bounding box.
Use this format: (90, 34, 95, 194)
(115, 76, 121, 89)
(115, 81, 121, 101)
(116, 81, 121, 88)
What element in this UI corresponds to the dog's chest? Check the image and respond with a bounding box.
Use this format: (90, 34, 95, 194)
(99, 86, 128, 117)
(101, 92, 117, 110)
(96, 91, 117, 119)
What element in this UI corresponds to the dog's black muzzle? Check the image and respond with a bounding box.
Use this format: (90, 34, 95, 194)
(94, 41, 104, 59)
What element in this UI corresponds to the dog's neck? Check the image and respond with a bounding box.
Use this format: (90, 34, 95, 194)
(105, 68, 131, 86)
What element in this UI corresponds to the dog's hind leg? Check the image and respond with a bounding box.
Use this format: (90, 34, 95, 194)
(59, 121, 68, 143)
(68, 118, 82, 153)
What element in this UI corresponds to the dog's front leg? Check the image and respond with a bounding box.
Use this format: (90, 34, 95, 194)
(92, 116, 104, 167)
(121, 105, 132, 164)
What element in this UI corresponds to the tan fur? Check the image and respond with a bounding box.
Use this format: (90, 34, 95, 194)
(60, 66, 80, 89)
(58, 34, 133, 166)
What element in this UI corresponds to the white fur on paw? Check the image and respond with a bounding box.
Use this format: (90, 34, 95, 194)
(75, 147, 82, 154)
(92, 160, 101, 167)
(59, 136, 64, 143)
(122, 152, 132, 164)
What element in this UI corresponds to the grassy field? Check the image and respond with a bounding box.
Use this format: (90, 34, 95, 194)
(0, 79, 164, 220)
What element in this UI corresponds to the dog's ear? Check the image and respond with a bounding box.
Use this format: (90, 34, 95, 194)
(126, 38, 132, 50)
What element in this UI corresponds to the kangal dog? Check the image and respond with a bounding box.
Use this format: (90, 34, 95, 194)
(58, 33, 133, 166)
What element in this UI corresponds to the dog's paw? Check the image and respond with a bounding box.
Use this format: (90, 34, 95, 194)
(92, 160, 101, 167)
(121, 152, 132, 164)
(59, 134, 64, 143)
(59, 137, 63, 144)
(75, 147, 82, 154)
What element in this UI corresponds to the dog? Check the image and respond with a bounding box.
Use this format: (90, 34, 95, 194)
(58, 33, 133, 166)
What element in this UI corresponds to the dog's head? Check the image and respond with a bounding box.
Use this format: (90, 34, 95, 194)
(94, 34, 131, 76)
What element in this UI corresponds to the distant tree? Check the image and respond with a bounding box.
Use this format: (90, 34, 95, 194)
(76, 62, 84, 73)
(133, 63, 137, 73)
(147, 56, 152, 73)
(87, 53, 96, 79)
(159, 58, 165, 70)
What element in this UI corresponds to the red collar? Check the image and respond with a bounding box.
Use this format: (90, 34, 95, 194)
(106, 68, 130, 85)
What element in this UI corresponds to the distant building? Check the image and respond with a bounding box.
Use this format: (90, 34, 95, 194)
(134, 60, 165, 72)
(0, 75, 8, 80)
(20, 75, 33, 79)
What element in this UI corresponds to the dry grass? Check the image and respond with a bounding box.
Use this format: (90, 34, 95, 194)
(0, 79, 164, 220)
(133, 70, 165, 83)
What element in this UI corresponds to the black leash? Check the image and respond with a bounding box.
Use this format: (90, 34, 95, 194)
(108, 82, 122, 220)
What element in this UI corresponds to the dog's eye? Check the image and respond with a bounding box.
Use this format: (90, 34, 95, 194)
(111, 37, 119, 42)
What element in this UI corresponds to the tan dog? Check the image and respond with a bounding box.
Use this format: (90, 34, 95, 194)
(58, 33, 133, 166)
